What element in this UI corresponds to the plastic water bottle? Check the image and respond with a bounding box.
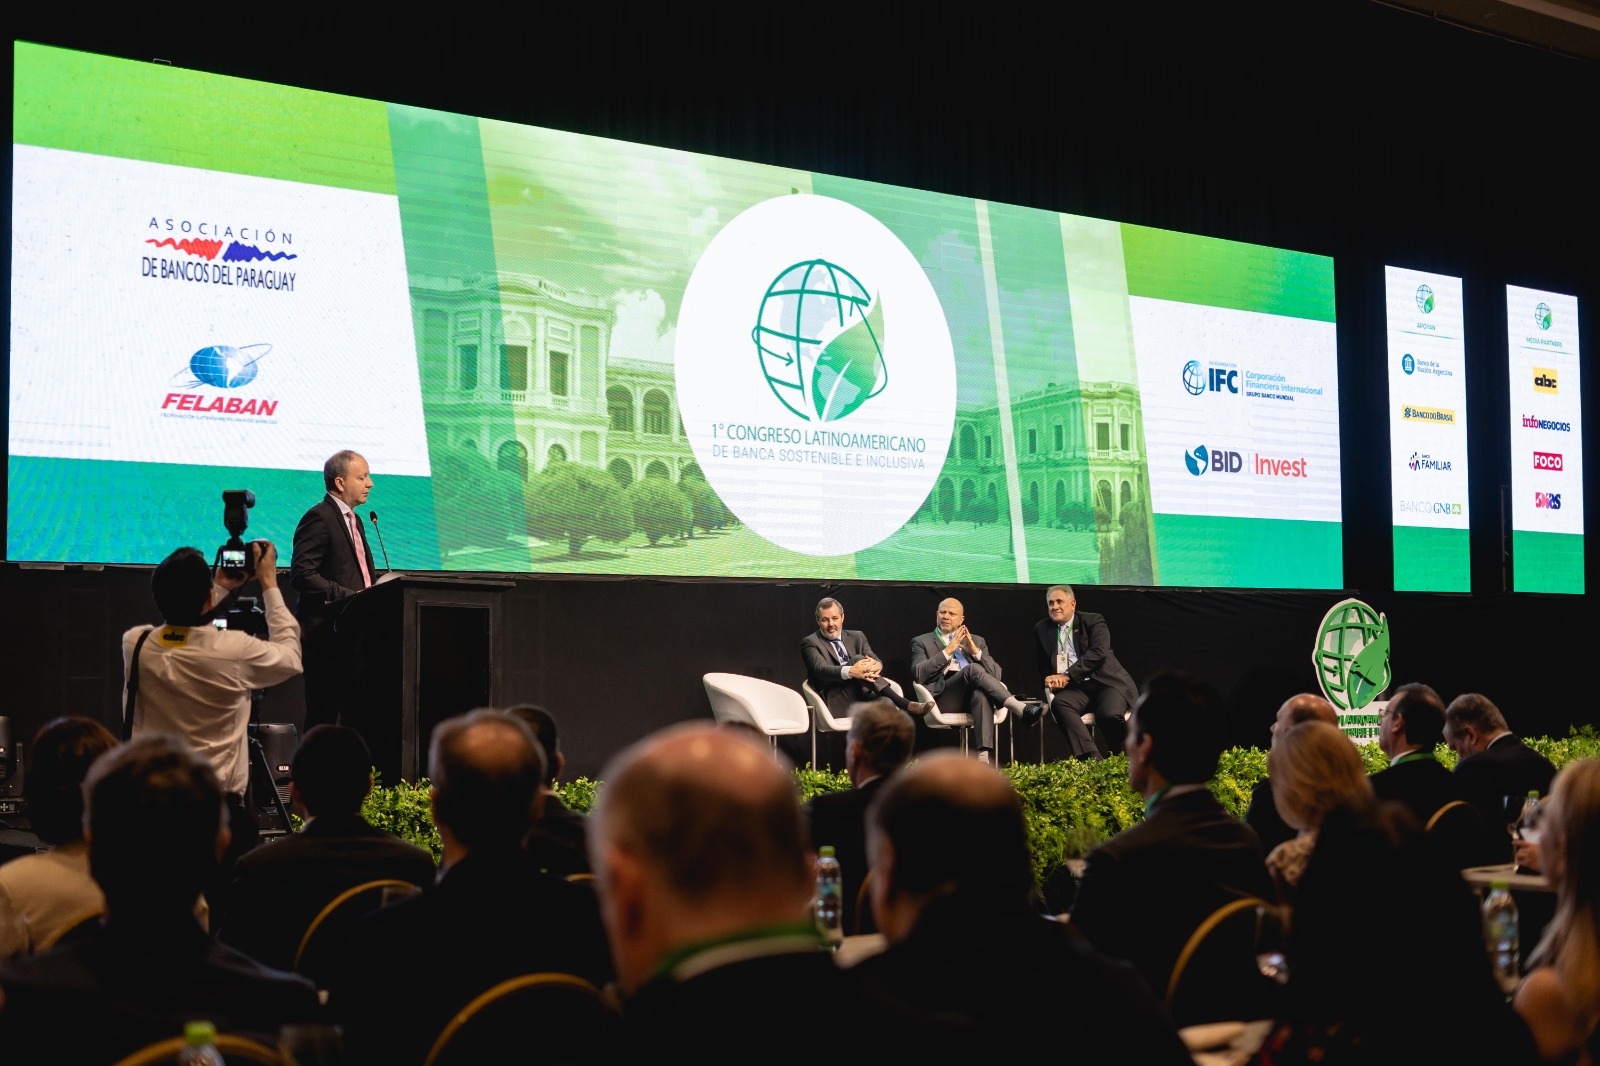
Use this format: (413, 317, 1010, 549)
(1482, 880, 1520, 995)
(1520, 791, 1543, 845)
(177, 1021, 226, 1066)
(815, 845, 843, 951)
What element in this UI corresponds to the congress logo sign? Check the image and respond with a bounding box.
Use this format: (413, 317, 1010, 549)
(1313, 598, 1391, 714)
(1536, 302, 1553, 331)
(676, 194, 955, 556)
(1415, 285, 1434, 314)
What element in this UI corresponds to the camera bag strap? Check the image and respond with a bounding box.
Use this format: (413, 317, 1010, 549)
(123, 628, 153, 741)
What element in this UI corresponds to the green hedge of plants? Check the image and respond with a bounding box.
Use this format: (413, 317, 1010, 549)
(362, 727, 1600, 890)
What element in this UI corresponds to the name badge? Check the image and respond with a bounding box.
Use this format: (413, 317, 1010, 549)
(1056, 653, 1069, 674)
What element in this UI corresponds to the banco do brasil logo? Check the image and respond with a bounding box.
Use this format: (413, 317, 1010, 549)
(753, 261, 885, 423)
(1415, 285, 1434, 314)
(176, 344, 272, 389)
(1536, 303, 1553, 330)
(1313, 598, 1391, 713)
(1401, 353, 1415, 375)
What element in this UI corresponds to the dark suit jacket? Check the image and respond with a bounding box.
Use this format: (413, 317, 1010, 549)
(1071, 788, 1273, 1003)
(854, 902, 1192, 1066)
(1372, 754, 1467, 826)
(328, 847, 612, 1066)
(1033, 611, 1138, 706)
(801, 628, 885, 715)
(909, 629, 1001, 699)
(1454, 735, 1557, 830)
(290, 496, 378, 621)
(524, 793, 591, 878)
(0, 917, 320, 1062)
(803, 775, 888, 933)
(221, 812, 437, 971)
(1244, 776, 1298, 856)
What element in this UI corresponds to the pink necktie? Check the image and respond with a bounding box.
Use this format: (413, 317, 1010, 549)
(346, 511, 373, 588)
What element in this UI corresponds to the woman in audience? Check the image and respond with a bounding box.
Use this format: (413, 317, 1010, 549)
(1515, 758, 1600, 1064)
(1265, 720, 1371, 897)
(0, 718, 118, 956)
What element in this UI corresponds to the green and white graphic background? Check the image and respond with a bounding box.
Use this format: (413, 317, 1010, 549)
(1508, 285, 1584, 593)
(7, 43, 1342, 589)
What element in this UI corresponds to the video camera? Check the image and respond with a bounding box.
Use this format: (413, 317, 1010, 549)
(218, 489, 264, 580)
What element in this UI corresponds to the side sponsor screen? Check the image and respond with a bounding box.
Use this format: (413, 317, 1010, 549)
(1385, 267, 1469, 591)
(6, 42, 1343, 589)
(1508, 286, 1583, 593)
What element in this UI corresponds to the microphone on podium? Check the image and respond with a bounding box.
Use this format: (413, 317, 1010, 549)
(368, 510, 393, 571)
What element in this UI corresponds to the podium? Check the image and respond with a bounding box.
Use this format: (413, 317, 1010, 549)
(336, 574, 515, 783)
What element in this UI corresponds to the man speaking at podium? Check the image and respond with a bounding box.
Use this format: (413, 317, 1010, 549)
(292, 450, 379, 730)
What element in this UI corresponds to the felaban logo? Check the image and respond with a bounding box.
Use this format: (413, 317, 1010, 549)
(1533, 451, 1564, 471)
(161, 344, 280, 418)
(1533, 367, 1559, 394)
(1535, 491, 1562, 510)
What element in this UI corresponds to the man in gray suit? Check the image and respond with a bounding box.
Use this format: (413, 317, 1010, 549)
(801, 598, 931, 719)
(910, 598, 1039, 764)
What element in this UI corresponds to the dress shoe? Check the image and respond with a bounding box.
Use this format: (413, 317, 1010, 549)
(907, 700, 935, 716)
(1018, 699, 1046, 728)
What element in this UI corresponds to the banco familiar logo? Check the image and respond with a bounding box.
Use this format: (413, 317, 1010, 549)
(1415, 285, 1434, 314)
(752, 260, 885, 423)
(1533, 367, 1559, 394)
(1536, 302, 1553, 331)
(1408, 452, 1452, 472)
(1313, 599, 1391, 713)
(1401, 353, 1415, 375)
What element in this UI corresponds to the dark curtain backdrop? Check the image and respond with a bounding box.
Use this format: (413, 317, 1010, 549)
(3, 3, 1596, 776)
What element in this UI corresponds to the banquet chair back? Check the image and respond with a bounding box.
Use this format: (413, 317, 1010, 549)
(294, 878, 420, 983)
(1166, 895, 1277, 1027)
(112, 1032, 282, 1066)
(422, 972, 614, 1066)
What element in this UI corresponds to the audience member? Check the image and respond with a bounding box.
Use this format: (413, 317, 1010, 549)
(803, 699, 913, 933)
(1515, 759, 1600, 1063)
(1254, 801, 1537, 1066)
(124, 543, 302, 870)
(854, 752, 1192, 1064)
(589, 723, 953, 1061)
(0, 735, 319, 1061)
(0, 718, 117, 957)
(1244, 693, 1337, 854)
(1369, 682, 1485, 866)
(1446, 693, 1557, 845)
(221, 725, 435, 970)
(329, 710, 610, 1066)
(1264, 720, 1372, 896)
(1069, 673, 1274, 1003)
(507, 703, 591, 877)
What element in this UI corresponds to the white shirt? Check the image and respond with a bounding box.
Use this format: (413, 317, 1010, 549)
(122, 586, 302, 794)
(0, 841, 103, 958)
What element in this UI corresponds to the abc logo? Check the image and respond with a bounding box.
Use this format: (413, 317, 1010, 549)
(1533, 451, 1564, 471)
(1535, 492, 1562, 510)
(1533, 367, 1559, 393)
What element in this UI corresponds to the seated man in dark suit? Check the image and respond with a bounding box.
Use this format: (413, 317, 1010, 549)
(1244, 693, 1337, 855)
(507, 704, 591, 877)
(0, 735, 319, 1061)
(1445, 692, 1557, 861)
(1372, 684, 1469, 821)
(803, 699, 913, 934)
(221, 725, 436, 970)
(910, 597, 1040, 763)
(802, 597, 931, 718)
(1070, 673, 1274, 1007)
(590, 724, 959, 1061)
(329, 710, 612, 1066)
(1032, 584, 1138, 756)
(854, 752, 1192, 1065)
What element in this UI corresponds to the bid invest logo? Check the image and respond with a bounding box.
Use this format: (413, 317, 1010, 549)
(1535, 491, 1562, 510)
(1184, 446, 1306, 478)
(1533, 367, 1559, 394)
(1533, 451, 1564, 472)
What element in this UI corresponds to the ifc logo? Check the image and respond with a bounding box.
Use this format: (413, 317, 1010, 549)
(753, 261, 885, 423)
(1181, 360, 1206, 396)
(1536, 303, 1553, 331)
(1401, 353, 1415, 375)
(1415, 285, 1434, 314)
(175, 344, 272, 390)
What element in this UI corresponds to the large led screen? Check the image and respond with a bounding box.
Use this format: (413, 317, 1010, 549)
(1385, 266, 1469, 591)
(1508, 285, 1583, 593)
(8, 43, 1343, 588)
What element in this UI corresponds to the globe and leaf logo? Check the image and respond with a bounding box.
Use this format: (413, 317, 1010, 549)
(1184, 444, 1209, 476)
(752, 259, 887, 423)
(1535, 303, 1553, 331)
(1415, 285, 1434, 314)
(1312, 598, 1392, 712)
(1182, 359, 1206, 396)
(174, 344, 272, 390)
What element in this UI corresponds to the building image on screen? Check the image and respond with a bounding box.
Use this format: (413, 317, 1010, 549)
(7, 42, 1344, 590)
(1507, 285, 1583, 593)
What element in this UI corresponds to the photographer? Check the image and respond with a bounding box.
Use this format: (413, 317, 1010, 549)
(122, 541, 301, 872)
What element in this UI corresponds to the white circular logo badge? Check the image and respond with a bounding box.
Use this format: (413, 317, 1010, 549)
(675, 194, 956, 556)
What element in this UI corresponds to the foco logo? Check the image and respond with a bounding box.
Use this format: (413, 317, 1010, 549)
(1533, 452, 1564, 472)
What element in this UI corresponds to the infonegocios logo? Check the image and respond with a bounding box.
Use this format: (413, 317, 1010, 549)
(1533, 451, 1564, 472)
(1522, 414, 1572, 432)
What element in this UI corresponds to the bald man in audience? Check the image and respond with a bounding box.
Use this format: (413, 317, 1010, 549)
(854, 753, 1192, 1064)
(589, 724, 961, 1061)
(1244, 693, 1337, 854)
(910, 597, 1041, 763)
(330, 710, 610, 1066)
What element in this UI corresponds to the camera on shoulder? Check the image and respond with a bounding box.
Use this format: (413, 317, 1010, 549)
(219, 489, 259, 580)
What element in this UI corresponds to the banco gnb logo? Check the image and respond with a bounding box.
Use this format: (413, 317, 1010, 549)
(753, 260, 885, 423)
(1536, 303, 1553, 331)
(1415, 285, 1434, 314)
